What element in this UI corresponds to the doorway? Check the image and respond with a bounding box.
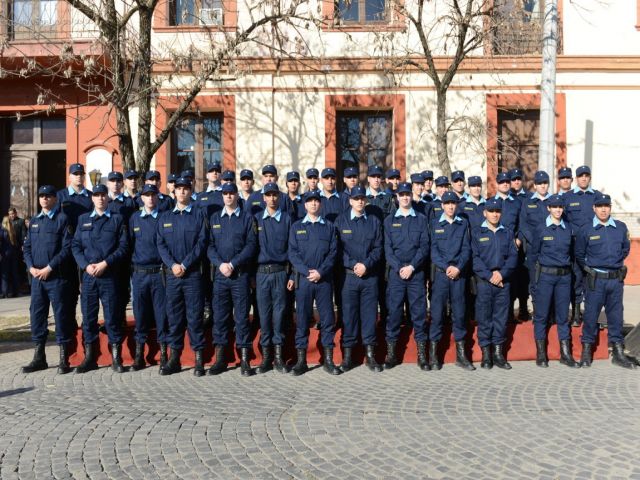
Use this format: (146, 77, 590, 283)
(38, 150, 67, 192)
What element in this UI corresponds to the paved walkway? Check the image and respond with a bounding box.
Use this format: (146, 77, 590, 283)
(0, 343, 639, 479)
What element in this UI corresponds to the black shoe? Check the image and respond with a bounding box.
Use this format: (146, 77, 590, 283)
(340, 347, 354, 372)
(455, 341, 475, 371)
(535, 339, 548, 368)
(559, 339, 580, 368)
(160, 348, 181, 375)
(75, 342, 98, 373)
(429, 341, 442, 370)
(131, 342, 146, 371)
(274, 345, 287, 373)
(364, 345, 382, 372)
(194, 350, 205, 377)
(208, 345, 227, 375)
(480, 346, 493, 369)
(57, 344, 71, 375)
(111, 344, 125, 373)
(493, 344, 512, 370)
(416, 341, 430, 371)
(256, 346, 273, 374)
(383, 341, 398, 369)
(159, 343, 168, 369)
(291, 348, 308, 376)
(322, 347, 341, 375)
(611, 343, 636, 369)
(580, 343, 593, 367)
(240, 347, 254, 377)
(21, 342, 48, 373)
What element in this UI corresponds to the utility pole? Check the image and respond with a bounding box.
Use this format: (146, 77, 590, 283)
(539, 0, 558, 188)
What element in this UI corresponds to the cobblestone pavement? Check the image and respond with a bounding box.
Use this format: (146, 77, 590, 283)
(1, 343, 639, 480)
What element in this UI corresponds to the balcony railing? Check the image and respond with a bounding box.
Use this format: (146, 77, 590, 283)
(491, 8, 562, 55)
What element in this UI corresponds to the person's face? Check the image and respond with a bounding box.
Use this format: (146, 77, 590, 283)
(397, 192, 412, 208)
(344, 175, 358, 189)
(349, 196, 366, 214)
(321, 176, 336, 192)
(8, 210, 16, 220)
(387, 177, 400, 189)
(412, 182, 424, 197)
(38, 195, 56, 211)
(424, 179, 433, 191)
(484, 208, 502, 225)
(69, 172, 85, 188)
(469, 184, 482, 198)
(497, 180, 511, 194)
(306, 176, 319, 190)
(222, 191, 237, 207)
(108, 179, 123, 194)
(286, 179, 300, 194)
(263, 192, 280, 210)
(175, 185, 191, 204)
(125, 177, 138, 191)
(304, 198, 321, 215)
(367, 175, 381, 190)
(207, 170, 220, 183)
(141, 193, 158, 210)
(262, 173, 277, 184)
(92, 193, 108, 210)
(548, 204, 563, 221)
(167, 182, 175, 193)
(435, 184, 449, 197)
(577, 173, 591, 189)
(558, 177, 572, 191)
(443, 201, 457, 217)
(593, 204, 611, 222)
(510, 177, 523, 191)
(452, 179, 465, 194)
(240, 178, 254, 192)
(535, 182, 549, 196)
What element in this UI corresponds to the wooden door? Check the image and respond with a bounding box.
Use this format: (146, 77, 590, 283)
(497, 109, 539, 191)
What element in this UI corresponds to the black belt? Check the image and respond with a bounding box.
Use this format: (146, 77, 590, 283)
(434, 266, 446, 273)
(257, 264, 286, 274)
(540, 266, 571, 276)
(133, 265, 162, 274)
(591, 268, 623, 280)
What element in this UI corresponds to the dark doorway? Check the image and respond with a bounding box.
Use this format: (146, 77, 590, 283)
(37, 150, 67, 192)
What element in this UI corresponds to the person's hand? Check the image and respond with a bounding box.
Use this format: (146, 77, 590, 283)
(515, 238, 522, 248)
(93, 261, 108, 277)
(490, 270, 503, 286)
(399, 265, 414, 280)
(29, 267, 40, 278)
(86, 264, 97, 276)
(307, 269, 321, 283)
(39, 265, 52, 280)
(219, 263, 233, 278)
(353, 263, 367, 277)
(287, 280, 295, 291)
(172, 263, 185, 278)
(446, 266, 460, 280)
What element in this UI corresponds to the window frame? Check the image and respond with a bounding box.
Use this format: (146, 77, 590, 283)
(322, 0, 405, 32)
(153, 0, 237, 32)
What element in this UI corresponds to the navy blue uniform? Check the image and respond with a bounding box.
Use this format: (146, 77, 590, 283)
(72, 211, 129, 345)
(290, 194, 306, 221)
(492, 194, 521, 235)
(288, 217, 338, 349)
(530, 218, 573, 341)
(471, 223, 518, 347)
(519, 193, 551, 301)
(458, 198, 486, 230)
(366, 190, 396, 223)
(196, 188, 223, 218)
(108, 194, 138, 220)
(384, 210, 429, 343)
(429, 197, 443, 224)
(412, 198, 432, 218)
(335, 210, 383, 348)
(157, 205, 208, 352)
(255, 209, 292, 347)
(129, 209, 169, 345)
(319, 191, 349, 222)
(208, 207, 257, 349)
(246, 190, 295, 217)
(576, 217, 630, 345)
(430, 215, 471, 342)
(23, 209, 73, 345)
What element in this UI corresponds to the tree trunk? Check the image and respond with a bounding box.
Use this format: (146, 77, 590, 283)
(135, 8, 153, 173)
(435, 87, 451, 177)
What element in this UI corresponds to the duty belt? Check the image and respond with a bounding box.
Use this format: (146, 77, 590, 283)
(133, 265, 162, 274)
(257, 264, 286, 274)
(587, 267, 625, 280)
(539, 266, 571, 276)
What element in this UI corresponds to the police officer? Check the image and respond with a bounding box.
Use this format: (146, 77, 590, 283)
(458, 176, 486, 230)
(410, 173, 431, 217)
(384, 168, 401, 197)
(429, 176, 450, 223)
(139, 170, 175, 212)
(166, 173, 177, 200)
(253, 183, 292, 374)
(207, 183, 257, 377)
(471, 198, 518, 369)
(576, 193, 634, 369)
(129, 184, 170, 371)
(239, 169, 255, 202)
(196, 162, 224, 217)
(180, 169, 199, 201)
(286, 171, 305, 220)
(429, 191, 473, 370)
(22, 185, 73, 374)
(305, 168, 320, 193)
(383, 182, 430, 370)
(342, 166, 359, 198)
(247, 165, 295, 217)
(123, 170, 139, 199)
(557, 167, 573, 195)
(72, 184, 129, 373)
(319, 167, 349, 222)
(509, 168, 527, 199)
(366, 165, 395, 222)
(450, 170, 468, 201)
(421, 170, 434, 201)
(288, 190, 340, 376)
(335, 186, 384, 372)
(156, 176, 208, 376)
(529, 194, 579, 368)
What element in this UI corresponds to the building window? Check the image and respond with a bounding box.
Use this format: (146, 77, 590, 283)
(169, 0, 223, 26)
(337, 111, 392, 184)
(171, 114, 223, 175)
(10, 0, 57, 40)
(335, 0, 388, 24)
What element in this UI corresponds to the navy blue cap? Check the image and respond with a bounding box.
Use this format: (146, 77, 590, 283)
(593, 193, 611, 206)
(509, 168, 523, 180)
(107, 171, 123, 181)
(306, 168, 319, 178)
(263, 182, 280, 194)
(485, 197, 503, 211)
(434, 176, 450, 187)
(396, 182, 412, 194)
(343, 167, 358, 178)
(421, 170, 434, 180)
(207, 162, 221, 172)
(180, 170, 194, 179)
(69, 163, 85, 174)
(221, 170, 235, 181)
(349, 186, 367, 198)
(286, 171, 300, 182)
(497, 172, 510, 183)
(441, 191, 459, 203)
(534, 170, 550, 184)
(547, 194, 564, 206)
(367, 165, 384, 176)
(557, 167, 572, 179)
(167, 173, 177, 183)
(304, 190, 321, 202)
(91, 184, 108, 195)
(410, 173, 425, 184)
(321, 168, 336, 178)
(221, 183, 238, 193)
(175, 176, 192, 188)
(124, 170, 139, 179)
(262, 164, 277, 175)
(451, 170, 465, 182)
(386, 169, 401, 179)
(240, 169, 253, 180)
(576, 165, 591, 176)
(468, 176, 482, 187)
(38, 185, 56, 196)
(145, 170, 160, 180)
(141, 184, 159, 195)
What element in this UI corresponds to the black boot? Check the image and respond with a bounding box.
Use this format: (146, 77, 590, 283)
(383, 341, 398, 369)
(493, 344, 512, 370)
(323, 347, 342, 375)
(75, 342, 98, 373)
(571, 304, 582, 327)
(535, 339, 548, 368)
(57, 344, 71, 374)
(22, 342, 48, 373)
(611, 343, 636, 369)
(429, 341, 442, 370)
(273, 345, 286, 373)
(131, 342, 145, 371)
(417, 342, 431, 371)
(256, 346, 273, 374)
(291, 348, 308, 376)
(365, 345, 382, 372)
(455, 341, 475, 371)
(159, 343, 168, 369)
(480, 346, 492, 369)
(340, 347, 354, 372)
(111, 344, 125, 373)
(208, 345, 227, 375)
(580, 343, 592, 367)
(160, 348, 181, 375)
(559, 339, 580, 368)
(240, 347, 254, 377)
(193, 350, 205, 377)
